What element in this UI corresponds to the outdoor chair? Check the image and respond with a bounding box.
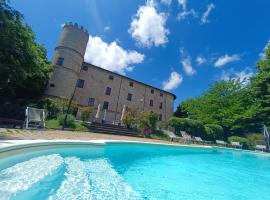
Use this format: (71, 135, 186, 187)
(163, 129, 182, 142)
(180, 131, 193, 143)
(216, 140, 227, 146)
(255, 145, 266, 151)
(25, 107, 45, 129)
(194, 137, 204, 144)
(230, 141, 243, 149)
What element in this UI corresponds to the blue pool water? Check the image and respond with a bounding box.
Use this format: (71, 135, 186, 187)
(0, 143, 270, 200)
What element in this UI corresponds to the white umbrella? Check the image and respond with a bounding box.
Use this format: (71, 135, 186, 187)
(95, 104, 100, 119)
(120, 104, 126, 122)
(103, 109, 107, 121)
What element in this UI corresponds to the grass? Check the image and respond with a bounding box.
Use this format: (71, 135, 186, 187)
(45, 119, 168, 140)
(45, 119, 91, 131)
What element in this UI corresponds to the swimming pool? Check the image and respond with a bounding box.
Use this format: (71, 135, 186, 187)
(0, 142, 269, 200)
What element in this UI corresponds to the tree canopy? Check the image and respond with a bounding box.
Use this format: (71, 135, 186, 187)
(0, 0, 52, 104)
(251, 44, 270, 126)
(175, 43, 270, 138)
(0, 1, 52, 118)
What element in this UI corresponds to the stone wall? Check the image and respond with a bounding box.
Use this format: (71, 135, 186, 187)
(76, 63, 175, 122)
(45, 23, 89, 99)
(45, 22, 175, 123)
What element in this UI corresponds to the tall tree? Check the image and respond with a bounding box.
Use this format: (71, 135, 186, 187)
(251, 43, 270, 126)
(0, 0, 52, 104)
(177, 80, 257, 137)
(174, 104, 188, 118)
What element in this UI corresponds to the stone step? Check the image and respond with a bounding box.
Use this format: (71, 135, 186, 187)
(0, 154, 63, 199)
(50, 158, 141, 200)
(90, 124, 132, 132)
(90, 128, 139, 137)
(89, 123, 141, 137)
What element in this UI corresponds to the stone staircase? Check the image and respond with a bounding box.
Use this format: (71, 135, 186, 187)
(89, 123, 141, 137)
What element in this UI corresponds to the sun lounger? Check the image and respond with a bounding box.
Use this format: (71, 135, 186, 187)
(194, 137, 204, 144)
(163, 129, 181, 142)
(216, 140, 227, 146)
(255, 145, 266, 151)
(180, 131, 193, 143)
(194, 137, 203, 142)
(180, 131, 191, 139)
(230, 141, 243, 149)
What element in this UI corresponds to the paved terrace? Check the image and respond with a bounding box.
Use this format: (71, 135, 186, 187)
(0, 128, 210, 150)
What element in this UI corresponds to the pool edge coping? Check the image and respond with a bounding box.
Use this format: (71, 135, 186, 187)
(0, 140, 269, 157)
(0, 139, 212, 154)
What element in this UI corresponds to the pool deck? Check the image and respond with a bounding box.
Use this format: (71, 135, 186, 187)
(0, 128, 210, 151)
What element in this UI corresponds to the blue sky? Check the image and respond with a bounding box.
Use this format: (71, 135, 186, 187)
(11, 0, 270, 108)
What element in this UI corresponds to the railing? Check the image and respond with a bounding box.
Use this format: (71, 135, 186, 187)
(263, 125, 270, 151)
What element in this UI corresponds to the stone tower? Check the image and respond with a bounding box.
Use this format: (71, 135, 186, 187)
(45, 22, 89, 98)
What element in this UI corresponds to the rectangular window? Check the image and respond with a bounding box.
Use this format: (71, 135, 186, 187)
(109, 75, 114, 80)
(77, 79, 85, 88)
(49, 83, 55, 88)
(127, 93, 132, 101)
(105, 87, 112, 95)
(159, 114, 162, 121)
(150, 99, 153, 107)
(151, 89, 154, 94)
(82, 65, 88, 71)
(103, 101, 109, 110)
(56, 57, 64, 66)
(159, 102, 163, 109)
(129, 82, 134, 87)
(88, 98, 95, 106)
(160, 93, 163, 97)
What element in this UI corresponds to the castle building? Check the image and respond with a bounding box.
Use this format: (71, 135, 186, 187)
(45, 23, 176, 123)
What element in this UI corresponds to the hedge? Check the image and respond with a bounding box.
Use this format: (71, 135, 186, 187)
(167, 117, 224, 141)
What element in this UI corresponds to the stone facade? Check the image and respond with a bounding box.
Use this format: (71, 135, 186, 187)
(45, 22, 89, 98)
(45, 23, 176, 123)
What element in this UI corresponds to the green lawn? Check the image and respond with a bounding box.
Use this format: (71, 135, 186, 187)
(45, 119, 91, 131)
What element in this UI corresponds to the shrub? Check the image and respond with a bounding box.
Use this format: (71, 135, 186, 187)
(228, 136, 248, 143)
(138, 111, 159, 132)
(122, 107, 139, 129)
(167, 117, 205, 138)
(44, 97, 78, 119)
(148, 111, 159, 131)
(43, 98, 61, 119)
(80, 107, 93, 122)
(204, 124, 224, 141)
(246, 133, 264, 150)
(228, 136, 248, 149)
(57, 114, 75, 128)
(56, 97, 77, 115)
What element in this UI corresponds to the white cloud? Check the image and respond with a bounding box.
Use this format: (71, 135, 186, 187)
(181, 57, 196, 75)
(214, 54, 241, 67)
(84, 35, 144, 75)
(196, 56, 206, 65)
(259, 38, 270, 60)
(178, 9, 197, 20)
(178, 0, 187, 10)
(180, 48, 196, 75)
(104, 26, 110, 31)
(129, 0, 169, 47)
(163, 71, 183, 90)
(201, 4, 215, 24)
(220, 68, 254, 86)
(161, 0, 172, 5)
(177, 0, 197, 20)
